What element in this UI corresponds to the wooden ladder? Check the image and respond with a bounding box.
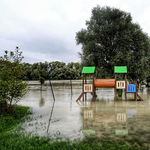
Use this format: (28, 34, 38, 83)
(76, 92, 84, 102)
(137, 93, 143, 101)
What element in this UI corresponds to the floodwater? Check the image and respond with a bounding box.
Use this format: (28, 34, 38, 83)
(18, 80, 150, 144)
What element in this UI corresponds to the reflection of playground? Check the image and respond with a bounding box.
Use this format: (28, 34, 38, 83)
(78, 99, 150, 141)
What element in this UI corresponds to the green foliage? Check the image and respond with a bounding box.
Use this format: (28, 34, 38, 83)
(22, 63, 32, 80)
(2, 47, 24, 63)
(0, 48, 27, 112)
(76, 5, 150, 82)
(39, 77, 45, 85)
(49, 67, 80, 80)
(49, 61, 66, 69)
(22, 61, 82, 80)
(0, 105, 31, 133)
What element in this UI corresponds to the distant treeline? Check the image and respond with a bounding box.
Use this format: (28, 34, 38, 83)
(22, 61, 82, 80)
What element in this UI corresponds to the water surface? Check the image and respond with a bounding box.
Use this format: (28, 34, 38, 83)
(18, 80, 150, 143)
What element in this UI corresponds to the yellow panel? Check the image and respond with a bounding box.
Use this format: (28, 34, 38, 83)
(116, 81, 125, 89)
(84, 84, 93, 92)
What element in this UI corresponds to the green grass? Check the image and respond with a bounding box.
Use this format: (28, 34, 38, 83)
(0, 105, 32, 133)
(0, 134, 149, 150)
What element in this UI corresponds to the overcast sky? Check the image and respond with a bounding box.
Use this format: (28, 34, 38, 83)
(0, 0, 150, 64)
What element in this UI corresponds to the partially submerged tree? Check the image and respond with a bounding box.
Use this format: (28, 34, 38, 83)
(76, 6, 150, 82)
(0, 47, 27, 112)
(39, 77, 45, 91)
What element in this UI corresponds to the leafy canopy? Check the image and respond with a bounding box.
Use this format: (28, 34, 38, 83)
(76, 6, 150, 82)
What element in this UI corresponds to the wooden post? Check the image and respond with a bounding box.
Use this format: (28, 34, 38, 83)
(82, 73, 84, 102)
(134, 82, 136, 101)
(93, 73, 95, 97)
(125, 73, 127, 101)
(136, 82, 137, 101)
(85, 74, 86, 100)
(115, 74, 117, 101)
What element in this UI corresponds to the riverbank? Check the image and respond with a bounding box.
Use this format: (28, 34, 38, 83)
(0, 105, 149, 149)
(1, 134, 148, 149)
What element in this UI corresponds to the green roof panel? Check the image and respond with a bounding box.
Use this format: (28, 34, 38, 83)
(114, 66, 127, 73)
(82, 67, 95, 74)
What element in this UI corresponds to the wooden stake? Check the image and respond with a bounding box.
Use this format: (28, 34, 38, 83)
(93, 73, 95, 97)
(85, 74, 86, 101)
(82, 73, 84, 102)
(125, 73, 127, 101)
(136, 82, 137, 101)
(115, 74, 117, 101)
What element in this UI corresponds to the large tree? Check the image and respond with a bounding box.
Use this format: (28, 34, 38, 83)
(76, 6, 150, 82)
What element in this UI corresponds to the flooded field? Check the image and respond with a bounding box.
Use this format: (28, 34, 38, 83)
(18, 80, 150, 143)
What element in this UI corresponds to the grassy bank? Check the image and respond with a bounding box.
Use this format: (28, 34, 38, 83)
(0, 105, 32, 133)
(0, 105, 149, 150)
(0, 134, 149, 150)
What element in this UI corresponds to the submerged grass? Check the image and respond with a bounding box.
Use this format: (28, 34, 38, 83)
(0, 105, 149, 149)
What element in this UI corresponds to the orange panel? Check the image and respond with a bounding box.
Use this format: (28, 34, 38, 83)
(94, 79, 115, 88)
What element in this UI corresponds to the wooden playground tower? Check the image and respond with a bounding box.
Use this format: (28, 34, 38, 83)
(76, 66, 143, 102)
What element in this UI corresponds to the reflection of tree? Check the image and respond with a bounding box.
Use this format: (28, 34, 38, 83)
(39, 97, 45, 107)
(39, 92, 45, 107)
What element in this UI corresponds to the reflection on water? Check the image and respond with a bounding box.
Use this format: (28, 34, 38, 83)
(47, 100, 55, 133)
(18, 80, 150, 143)
(39, 92, 45, 107)
(79, 99, 150, 142)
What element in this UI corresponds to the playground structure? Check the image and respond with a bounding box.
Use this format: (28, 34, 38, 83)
(76, 66, 143, 102)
